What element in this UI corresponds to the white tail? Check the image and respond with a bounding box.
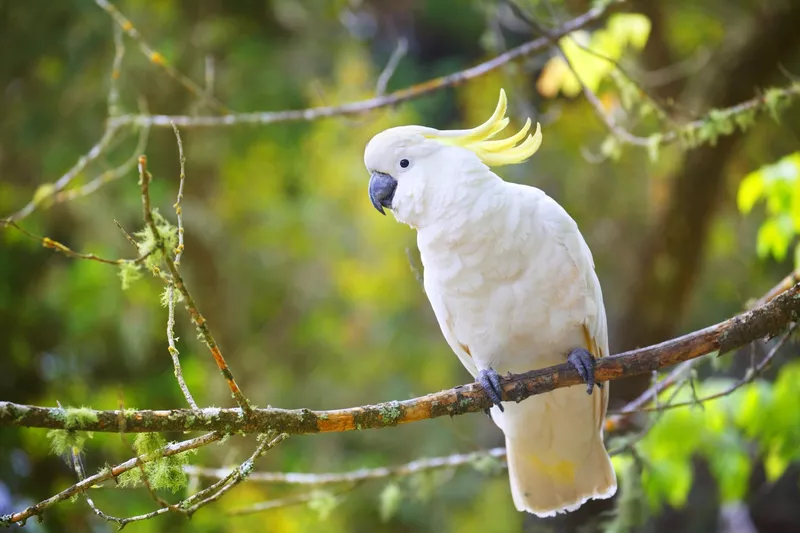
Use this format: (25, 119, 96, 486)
(492, 385, 617, 517)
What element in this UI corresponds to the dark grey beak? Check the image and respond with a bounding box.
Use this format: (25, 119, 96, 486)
(368, 171, 397, 215)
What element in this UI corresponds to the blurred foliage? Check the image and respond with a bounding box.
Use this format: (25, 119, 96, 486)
(1, 0, 800, 532)
(738, 152, 800, 266)
(612, 360, 800, 517)
(537, 13, 651, 98)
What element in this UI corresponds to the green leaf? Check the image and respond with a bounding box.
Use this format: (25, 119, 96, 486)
(607, 13, 652, 49)
(709, 448, 750, 502)
(379, 483, 403, 522)
(755, 215, 794, 261)
(765, 446, 790, 482)
(642, 459, 692, 509)
(737, 171, 764, 213)
(794, 242, 800, 272)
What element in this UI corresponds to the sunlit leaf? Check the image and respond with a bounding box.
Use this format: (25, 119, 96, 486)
(755, 215, 794, 261)
(765, 446, 790, 482)
(737, 171, 764, 213)
(536, 14, 650, 98)
(607, 13, 652, 49)
(709, 448, 750, 502)
(642, 459, 692, 509)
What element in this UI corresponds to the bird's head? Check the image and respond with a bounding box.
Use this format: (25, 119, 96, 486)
(364, 89, 542, 228)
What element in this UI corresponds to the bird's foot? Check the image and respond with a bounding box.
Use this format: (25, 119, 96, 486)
(478, 367, 504, 413)
(567, 348, 603, 395)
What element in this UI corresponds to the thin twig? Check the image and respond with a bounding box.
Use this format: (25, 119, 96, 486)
(167, 284, 198, 408)
(607, 370, 691, 456)
(227, 491, 323, 517)
(181, 433, 288, 515)
(2, 24, 139, 223)
(138, 156, 251, 414)
(170, 123, 186, 266)
(52, 122, 150, 206)
(104, 433, 288, 527)
(2, 220, 151, 266)
(70, 449, 129, 527)
(376, 38, 408, 97)
(4, 432, 221, 526)
(114, 219, 139, 249)
(189, 447, 506, 486)
(503, 0, 672, 122)
(108, 22, 125, 117)
(93, 0, 229, 114)
(161, 124, 197, 407)
(555, 42, 651, 146)
(4, 124, 121, 222)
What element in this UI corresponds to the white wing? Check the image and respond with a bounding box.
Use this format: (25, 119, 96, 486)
(536, 192, 610, 432)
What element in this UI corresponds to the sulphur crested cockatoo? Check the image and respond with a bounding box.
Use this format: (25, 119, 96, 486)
(364, 89, 617, 516)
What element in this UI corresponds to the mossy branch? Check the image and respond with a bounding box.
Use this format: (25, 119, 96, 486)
(3, 281, 799, 436)
(138, 156, 251, 414)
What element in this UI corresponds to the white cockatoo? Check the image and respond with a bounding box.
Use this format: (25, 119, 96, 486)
(364, 89, 617, 516)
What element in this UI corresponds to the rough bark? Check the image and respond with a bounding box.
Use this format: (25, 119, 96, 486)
(3, 280, 798, 435)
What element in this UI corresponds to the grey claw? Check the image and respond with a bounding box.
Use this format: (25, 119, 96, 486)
(478, 368, 504, 412)
(568, 348, 601, 395)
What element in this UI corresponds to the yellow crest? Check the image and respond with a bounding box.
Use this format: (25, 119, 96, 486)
(422, 89, 542, 167)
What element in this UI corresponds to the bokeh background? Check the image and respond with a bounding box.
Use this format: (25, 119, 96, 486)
(2, 1, 800, 532)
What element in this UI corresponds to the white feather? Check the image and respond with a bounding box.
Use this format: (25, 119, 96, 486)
(364, 122, 617, 515)
(416, 165, 616, 516)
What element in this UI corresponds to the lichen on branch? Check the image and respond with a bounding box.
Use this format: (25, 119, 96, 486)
(3, 280, 799, 436)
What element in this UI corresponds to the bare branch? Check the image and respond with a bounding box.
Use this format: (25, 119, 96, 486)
(3, 124, 121, 222)
(70, 449, 129, 527)
(635, 324, 796, 413)
(190, 447, 506, 486)
(4, 280, 799, 435)
(170, 123, 186, 267)
(227, 491, 326, 517)
(138, 156, 252, 414)
(92, 433, 289, 528)
(106, 3, 618, 129)
(51, 122, 150, 206)
(93, 0, 229, 113)
(375, 38, 409, 97)
(2, 220, 151, 266)
(3, 432, 221, 526)
(107, 22, 125, 117)
(181, 433, 288, 516)
(166, 283, 198, 409)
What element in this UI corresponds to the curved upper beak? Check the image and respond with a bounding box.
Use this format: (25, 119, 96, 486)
(368, 171, 398, 215)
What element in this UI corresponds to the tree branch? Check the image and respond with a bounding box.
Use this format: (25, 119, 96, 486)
(2, 432, 221, 526)
(188, 447, 507, 486)
(94, 0, 230, 114)
(138, 156, 252, 414)
(3, 280, 798, 435)
(106, 2, 619, 129)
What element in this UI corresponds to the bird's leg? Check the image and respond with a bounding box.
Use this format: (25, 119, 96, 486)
(478, 367, 504, 413)
(567, 348, 603, 395)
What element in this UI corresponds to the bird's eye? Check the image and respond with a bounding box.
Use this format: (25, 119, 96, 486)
(400, 159, 410, 169)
